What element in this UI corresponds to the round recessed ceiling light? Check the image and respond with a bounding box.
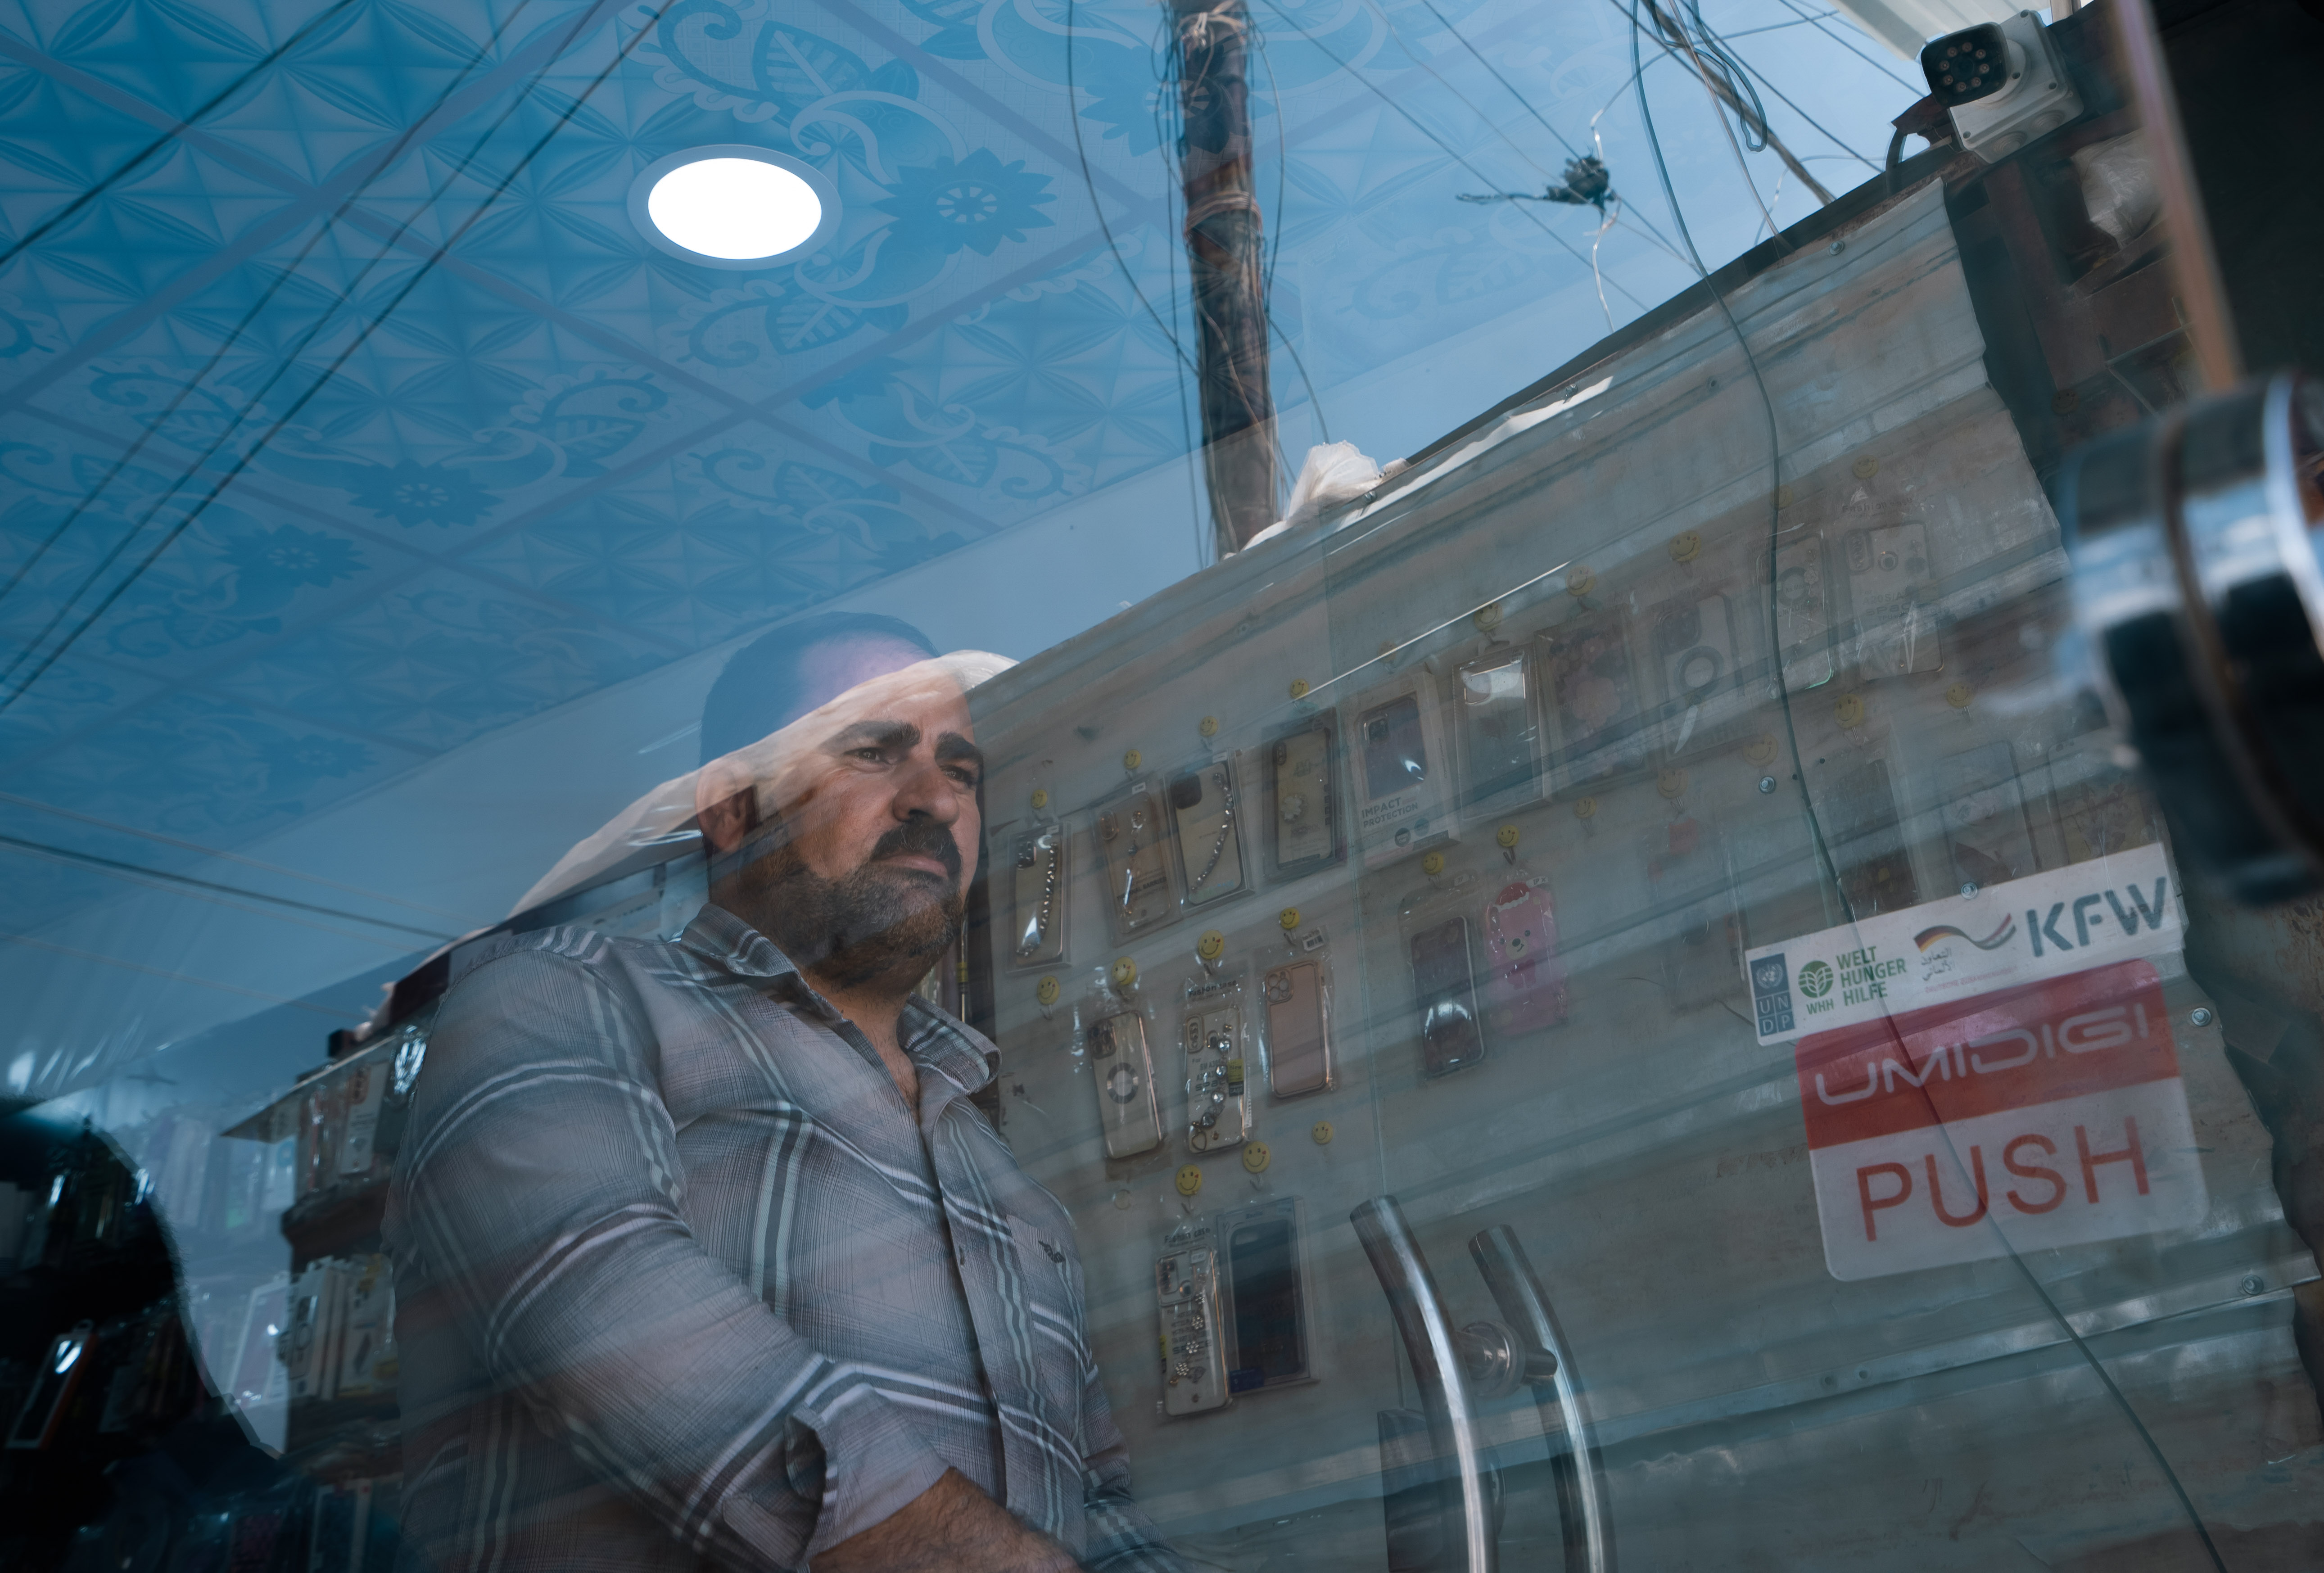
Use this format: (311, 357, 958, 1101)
(627, 146, 840, 270)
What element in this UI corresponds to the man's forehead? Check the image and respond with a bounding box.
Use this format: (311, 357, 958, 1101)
(815, 687, 973, 747)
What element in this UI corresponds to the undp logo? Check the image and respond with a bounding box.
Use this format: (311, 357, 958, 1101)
(1798, 959, 1835, 999)
(1751, 957, 1788, 994)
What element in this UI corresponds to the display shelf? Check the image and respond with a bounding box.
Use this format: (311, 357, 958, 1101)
(283, 1392, 401, 1485)
(280, 1184, 388, 1272)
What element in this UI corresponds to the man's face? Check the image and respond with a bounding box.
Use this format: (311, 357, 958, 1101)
(705, 670, 984, 989)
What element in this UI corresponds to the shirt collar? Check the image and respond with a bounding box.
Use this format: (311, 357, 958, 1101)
(678, 904, 995, 1094)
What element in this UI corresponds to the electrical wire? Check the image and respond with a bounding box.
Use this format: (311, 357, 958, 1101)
(1623, 7, 2230, 1564)
(1619, 0, 1834, 204)
(1252, 16, 1290, 301)
(1651, 0, 1776, 153)
(0, 833, 450, 948)
(1656, 8, 1782, 234)
(0, 3, 673, 718)
(1412, 0, 1586, 162)
(1406, 0, 1717, 275)
(1249, 0, 1653, 314)
(1354, 0, 1559, 188)
(1723, 9, 1844, 40)
(0, 0, 375, 273)
(0, 0, 557, 632)
(0, 0, 622, 697)
(1771, 0, 1922, 93)
(0, 929, 362, 1016)
(0, 788, 479, 922)
(1721, 36, 1882, 170)
(1067, 0, 1200, 380)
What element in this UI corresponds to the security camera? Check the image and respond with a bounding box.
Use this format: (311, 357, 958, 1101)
(1920, 11, 2083, 163)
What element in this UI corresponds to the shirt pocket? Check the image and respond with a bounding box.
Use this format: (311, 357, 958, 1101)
(1006, 1214, 1093, 1430)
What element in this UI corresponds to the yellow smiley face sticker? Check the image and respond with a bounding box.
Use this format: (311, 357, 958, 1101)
(1834, 692, 1867, 728)
(1421, 850, 1446, 877)
(1196, 930, 1225, 962)
(1030, 788, 1049, 810)
(1198, 715, 1220, 738)
(1312, 1121, 1334, 1145)
(1241, 1142, 1271, 1174)
(1574, 796, 1598, 820)
(1279, 907, 1302, 931)
(1668, 530, 1701, 564)
(1496, 824, 1521, 850)
(1175, 1165, 1203, 1196)
(1122, 748, 1142, 772)
(1110, 956, 1139, 990)
(1744, 734, 1778, 766)
(1658, 768, 1687, 800)
(1035, 975, 1060, 1007)
(1288, 678, 1310, 701)
(1945, 682, 1973, 710)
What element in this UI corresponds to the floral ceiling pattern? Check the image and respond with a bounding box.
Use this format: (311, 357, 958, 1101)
(0, 0, 1916, 949)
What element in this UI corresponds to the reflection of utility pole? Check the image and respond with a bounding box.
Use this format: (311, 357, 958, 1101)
(1171, 0, 1277, 556)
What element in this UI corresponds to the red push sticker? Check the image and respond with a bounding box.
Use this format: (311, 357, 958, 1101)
(1795, 959, 2207, 1281)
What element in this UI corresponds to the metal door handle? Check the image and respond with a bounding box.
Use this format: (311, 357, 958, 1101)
(1470, 1225, 1617, 1573)
(1353, 1197, 1497, 1573)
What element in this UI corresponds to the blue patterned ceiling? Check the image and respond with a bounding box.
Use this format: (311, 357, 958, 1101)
(0, 0, 1918, 1046)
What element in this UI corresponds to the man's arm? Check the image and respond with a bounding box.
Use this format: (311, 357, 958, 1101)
(816, 1469, 1077, 1573)
(392, 946, 1044, 1569)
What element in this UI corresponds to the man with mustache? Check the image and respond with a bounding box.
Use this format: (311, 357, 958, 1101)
(386, 655, 1184, 1573)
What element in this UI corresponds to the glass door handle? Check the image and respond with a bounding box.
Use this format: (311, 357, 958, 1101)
(1353, 1197, 1499, 1573)
(1469, 1225, 1617, 1573)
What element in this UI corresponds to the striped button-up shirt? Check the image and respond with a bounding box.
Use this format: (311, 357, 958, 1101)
(384, 905, 1183, 1573)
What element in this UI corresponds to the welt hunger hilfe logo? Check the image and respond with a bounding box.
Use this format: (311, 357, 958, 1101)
(1741, 846, 2181, 1048)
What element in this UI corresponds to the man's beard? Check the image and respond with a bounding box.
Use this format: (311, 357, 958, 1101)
(721, 817, 965, 990)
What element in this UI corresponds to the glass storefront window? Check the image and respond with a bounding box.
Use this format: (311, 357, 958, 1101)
(3, 0, 2322, 1568)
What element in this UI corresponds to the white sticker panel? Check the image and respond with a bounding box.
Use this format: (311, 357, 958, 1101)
(1745, 844, 2179, 1045)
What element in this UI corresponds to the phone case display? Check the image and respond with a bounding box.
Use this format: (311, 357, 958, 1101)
(1261, 937, 1334, 1099)
(1181, 969, 1252, 1153)
(1353, 677, 1456, 868)
(1081, 975, 1164, 1159)
(1538, 609, 1648, 789)
(1169, 756, 1249, 909)
(1095, 781, 1180, 940)
(1400, 881, 1488, 1077)
(1479, 870, 1568, 1037)
(1651, 591, 1738, 710)
(1821, 755, 1921, 916)
(1157, 1221, 1231, 1416)
(1845, 523, 1940, 677)
(1932, 741, 2042, 890)
(1216, 1197, 1314, 1392)
(1456, 645, 1544, 818)
(1773, 534, 1836, 688)
(335, 1255, 398, 1397)
(1009, 823, 1069, 968)
(1266, 714, 1343, 878)
(1645, 817, 1741, 1012)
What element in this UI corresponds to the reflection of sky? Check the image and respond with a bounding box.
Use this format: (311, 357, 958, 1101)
(0, 0, 1919, 1130)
